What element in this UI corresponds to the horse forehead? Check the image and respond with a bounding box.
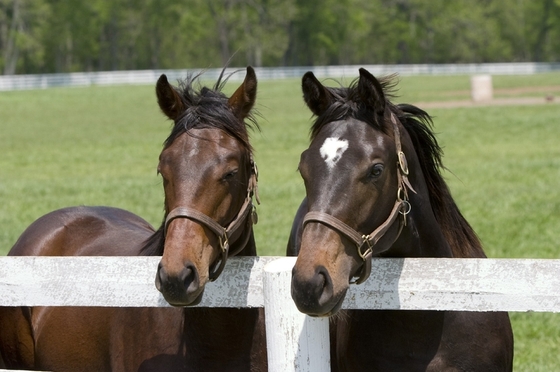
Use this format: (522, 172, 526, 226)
(319, 137, 349, 169)
(313, 122, 388, 169)
(164, 129, 242, 161)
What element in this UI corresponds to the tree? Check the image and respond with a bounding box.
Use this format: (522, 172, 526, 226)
(1, 0, 559, 74)
(0, 0, 49, 74)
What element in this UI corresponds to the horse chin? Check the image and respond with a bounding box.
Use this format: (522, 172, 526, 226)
(308, 294, 346, 318)
(293, 285, 348, 318)
(183, 290, 205, 307)
(164, 288, 205, 307)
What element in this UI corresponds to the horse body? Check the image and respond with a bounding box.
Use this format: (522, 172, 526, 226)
(289, 68, 513, 371)
(0, 206, 187, 371)
(0, 67, 267, 371)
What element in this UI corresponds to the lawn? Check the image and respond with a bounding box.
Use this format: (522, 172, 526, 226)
(1, 71, 559, 370)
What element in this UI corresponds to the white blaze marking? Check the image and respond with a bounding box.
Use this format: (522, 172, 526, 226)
(320, 137, 349, 169)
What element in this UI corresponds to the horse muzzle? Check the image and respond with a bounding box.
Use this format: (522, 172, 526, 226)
(155, 260, 206, 306)
(291, 263, 348, 317)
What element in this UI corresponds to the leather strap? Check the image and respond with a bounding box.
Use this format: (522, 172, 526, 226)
(165, 207, 225, 238)
(303, 211, 363, 247)
(163, 158, 259, 281)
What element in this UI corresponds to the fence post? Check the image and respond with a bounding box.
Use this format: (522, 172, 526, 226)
(470, 74, 493, 102)
(263, 257, 330, 372)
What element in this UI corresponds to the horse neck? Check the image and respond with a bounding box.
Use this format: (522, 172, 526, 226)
(230, 215, 257, 256)
(390, 137, 453, 258)
(236, 229, 257, 256)
(181, 307, 266, 369)
(392, 132, 485, 258)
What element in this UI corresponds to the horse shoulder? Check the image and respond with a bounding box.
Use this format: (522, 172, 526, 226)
(9, 206, 154, 256)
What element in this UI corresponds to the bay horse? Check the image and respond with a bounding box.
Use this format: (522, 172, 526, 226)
(288, 68, 514, 371)
(0, 67, 267, 371)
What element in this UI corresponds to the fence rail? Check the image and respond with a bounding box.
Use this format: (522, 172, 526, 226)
(2, 256, 560, 311)
(1, 63, 560, 91)
(2, 256, 560, 371)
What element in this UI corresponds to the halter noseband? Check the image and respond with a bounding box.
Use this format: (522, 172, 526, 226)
(302, 112, 415, 285)
(164, 159, 259, 282)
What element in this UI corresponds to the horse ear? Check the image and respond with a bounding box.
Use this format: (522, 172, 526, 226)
(302, 71, 333, 116)
(228, 66, 258, 120)
(156, 74, 185, 121)
(357, 68, 385, 116)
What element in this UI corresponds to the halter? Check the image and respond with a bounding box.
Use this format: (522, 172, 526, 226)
(164, 158, 259, 281)
(302, 112, 415, 285)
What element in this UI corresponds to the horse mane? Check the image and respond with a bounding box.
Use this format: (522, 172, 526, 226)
(165, 70, 259, 152)
(310, 76, 485, 258)
(140, 69, 258, 256)
(396, 104, 485, 258)
(309, 75, 399, 140)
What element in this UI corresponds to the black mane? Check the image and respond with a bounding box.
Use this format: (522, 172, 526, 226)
(398, 104, 484, 258)
(309, 76, 398, 140)
(164, 71, 258, 152)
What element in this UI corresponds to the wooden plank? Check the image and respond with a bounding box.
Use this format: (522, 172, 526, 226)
(0, 256, 277, 308)
(344, 258, 560, 312)
(1, 256, 560, 312)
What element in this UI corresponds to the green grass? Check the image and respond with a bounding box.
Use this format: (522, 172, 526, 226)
(1, 72, 560, 370)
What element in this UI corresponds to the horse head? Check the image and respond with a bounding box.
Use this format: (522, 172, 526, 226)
(153, 67, 259, 306)
(291, 68, 429, 316)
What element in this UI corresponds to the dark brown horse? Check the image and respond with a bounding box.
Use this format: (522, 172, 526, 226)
(0, 67, 267, 371)
(288, 68, 514, 371)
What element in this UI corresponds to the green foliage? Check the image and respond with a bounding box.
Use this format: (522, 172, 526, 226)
(1, 73, 560, 369)
(2, 0, 560, 73)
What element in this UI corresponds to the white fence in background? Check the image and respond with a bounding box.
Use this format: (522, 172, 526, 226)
(1, 63, 560, 91)
(1, 256, 560, 371)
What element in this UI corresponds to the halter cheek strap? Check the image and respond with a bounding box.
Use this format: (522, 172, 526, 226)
(164, 159, 259, 282)
(302, 112, 415, 285)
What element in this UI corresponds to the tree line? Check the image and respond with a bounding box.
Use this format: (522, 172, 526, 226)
(1, 0, 559, 75)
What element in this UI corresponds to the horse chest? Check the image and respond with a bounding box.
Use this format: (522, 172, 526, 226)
(334, 310, 448, 371)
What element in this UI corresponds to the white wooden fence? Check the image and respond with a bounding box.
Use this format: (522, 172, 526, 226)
(1, 256, 560, 371)
(1, 63, 560, 91)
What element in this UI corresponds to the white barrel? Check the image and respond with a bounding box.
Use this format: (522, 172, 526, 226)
(263, 257, 330, 372)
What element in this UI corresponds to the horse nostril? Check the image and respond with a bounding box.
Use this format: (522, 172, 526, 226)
(315, 266, 334, 307)
(180, 262, 199, 294)
(155, 263, 166, 291)
(292, 265, 335, 315)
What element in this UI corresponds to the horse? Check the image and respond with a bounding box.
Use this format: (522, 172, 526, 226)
(0, 67, 267, 372)
(287, 68, 514, 371)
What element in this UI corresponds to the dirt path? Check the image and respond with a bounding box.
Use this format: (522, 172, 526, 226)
(414, 85, 559, 109)
(415, 96, 558, 109)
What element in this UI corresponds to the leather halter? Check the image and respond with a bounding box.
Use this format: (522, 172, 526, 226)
(164, 158, 259, 281)
(302, 112, 415, 285)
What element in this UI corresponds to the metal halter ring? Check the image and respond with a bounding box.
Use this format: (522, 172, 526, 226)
(399, 200, 412, 216)
(398, 151, 409, 175)
(397, 187, 406, 203)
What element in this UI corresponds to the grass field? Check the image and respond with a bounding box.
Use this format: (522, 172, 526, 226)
(1, 71, 560, 370)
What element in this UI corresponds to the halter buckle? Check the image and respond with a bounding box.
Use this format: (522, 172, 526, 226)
(218, 232, 229, 253)
(358, 235, 374, 261)
(398, 151, 409, 175)
(352, 237, 374, 285)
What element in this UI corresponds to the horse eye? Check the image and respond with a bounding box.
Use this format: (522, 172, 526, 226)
(368, 164, 384, 179)
(223, 169, 238, 181)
